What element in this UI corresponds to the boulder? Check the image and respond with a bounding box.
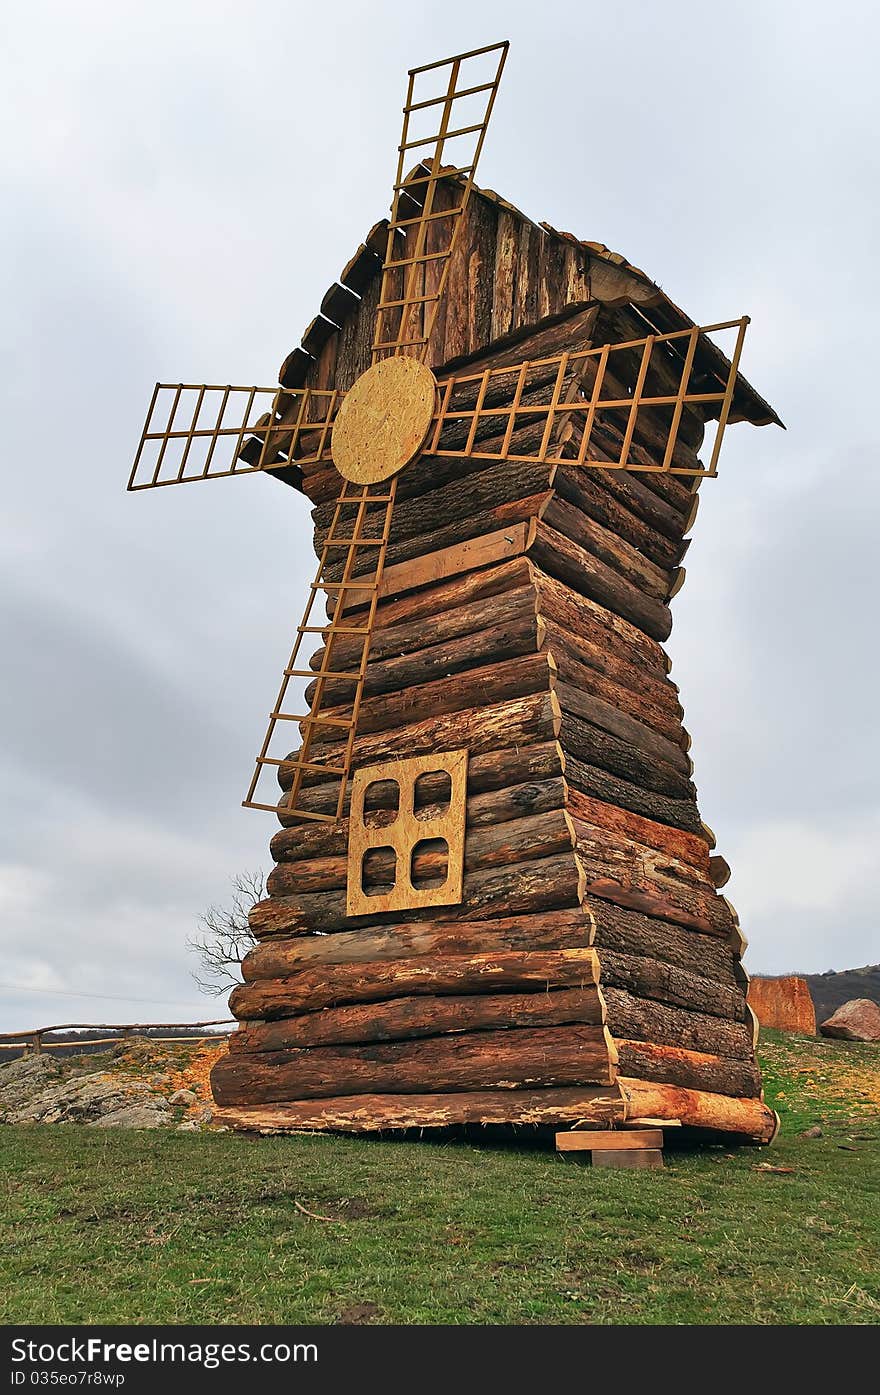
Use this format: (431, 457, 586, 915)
(168, 1088, 197, 1106)
(820, 998, 880, 1042)
(0, 1063, 172, 1126)
(0, 1053, 62, 1119)
(748, 976, 816, 1034)
(92, 1104, 171, 1129)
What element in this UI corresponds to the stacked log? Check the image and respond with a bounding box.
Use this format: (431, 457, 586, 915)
(212, 186, 776, 1143)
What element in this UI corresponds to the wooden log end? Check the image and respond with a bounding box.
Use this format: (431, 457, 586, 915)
(720, 894, 740, 926)
(667, 567, 687, 601)
(700, 820, 717, 850)
(708, 855, 731, 889)
(684, 492, 700, 534)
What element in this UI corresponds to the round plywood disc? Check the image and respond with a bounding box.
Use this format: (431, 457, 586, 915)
(331, 357, 437, 484)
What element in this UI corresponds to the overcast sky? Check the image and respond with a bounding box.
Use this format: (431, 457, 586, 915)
(2, 0, 878, 1031)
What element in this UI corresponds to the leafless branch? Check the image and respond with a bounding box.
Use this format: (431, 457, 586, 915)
(187, 869, 263, 997)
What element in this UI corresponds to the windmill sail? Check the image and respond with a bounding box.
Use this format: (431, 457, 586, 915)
(128, 383, 339, 490)
(373, 41, 509, 362)
(243, 478, 398, 821)
(251, 41, 510, 823)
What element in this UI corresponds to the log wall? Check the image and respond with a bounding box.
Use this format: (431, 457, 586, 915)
(211, 187, 774, 1142)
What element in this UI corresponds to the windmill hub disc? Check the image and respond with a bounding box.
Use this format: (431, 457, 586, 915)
(331, 357, 437, 484)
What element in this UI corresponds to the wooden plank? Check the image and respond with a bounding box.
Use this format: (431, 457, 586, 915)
(625, 1117, 681, 1128)
(491, 209, 517, 341)
(278, 346, 314, 390)
(320, 281, 360, 327)
(590, 1149, 664, 1170)
(340, 522, 536, 613)
(301, 314, 337, 357)
(468, 194, 498, 354)
(339, 243, 382, 297)
(556, 1127, 663, 1151)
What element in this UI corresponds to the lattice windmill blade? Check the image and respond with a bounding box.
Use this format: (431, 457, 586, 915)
(128, 383, 341, 490)
(373, 40, 509, 364)
(426, 317, 751, 477)
(242, 477, 399, 821)
(246, 41, 510, 824)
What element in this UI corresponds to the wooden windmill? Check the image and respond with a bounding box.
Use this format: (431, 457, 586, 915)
(129, 41, 783, 1149)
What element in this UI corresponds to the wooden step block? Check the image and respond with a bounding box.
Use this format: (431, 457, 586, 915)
(556, 1128, 663, 1153)
(591, 1148, 664, 1170)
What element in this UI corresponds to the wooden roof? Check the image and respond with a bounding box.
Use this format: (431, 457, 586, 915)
(279, 172, 782, 432)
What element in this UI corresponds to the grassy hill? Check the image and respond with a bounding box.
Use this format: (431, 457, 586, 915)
(801, 965, 880, 1022)
(1, 1030, 878, 1325)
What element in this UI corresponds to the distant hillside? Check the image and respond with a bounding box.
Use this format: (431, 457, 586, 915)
(800, 965, 880, 1022)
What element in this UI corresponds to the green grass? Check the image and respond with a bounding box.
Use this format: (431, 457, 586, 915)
(2, 1030, 878, 1325)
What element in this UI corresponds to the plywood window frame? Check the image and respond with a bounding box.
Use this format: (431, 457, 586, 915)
(346, 750, 468, 917)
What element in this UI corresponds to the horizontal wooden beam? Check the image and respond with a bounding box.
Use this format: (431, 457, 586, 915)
(213, 1082, 627, 1133)
(619, 1077, 778, 1144)
(232, 947, 600, 1021)
(212, 1024, 617, 1106)
(339, 521, 536, 614)
(556, 1127, 663, 1151)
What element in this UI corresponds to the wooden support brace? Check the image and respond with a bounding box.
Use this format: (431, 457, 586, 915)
(556, 1127, 665, 1168)
(591, 1149, 664, 1170)
(556, 1127, 663, 1151)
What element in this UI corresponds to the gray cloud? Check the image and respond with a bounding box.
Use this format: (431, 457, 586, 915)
(1, 0, 877, 1029)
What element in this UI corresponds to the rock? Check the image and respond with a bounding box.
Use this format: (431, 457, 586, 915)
(168, 1088, 197, 1106)
(800, 1125, 823, 1139)
(820, 998, 880, 1042)
(112, 1039, 153, 1060)
(1, 1063, 172, 1127)
(748, 976, 816, 1034)
(0, 1053, 62, 1120)
(92, 1104, 171, 1129)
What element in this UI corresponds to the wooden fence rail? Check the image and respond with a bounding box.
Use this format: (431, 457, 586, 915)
(0, 1021, 234, 1055)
